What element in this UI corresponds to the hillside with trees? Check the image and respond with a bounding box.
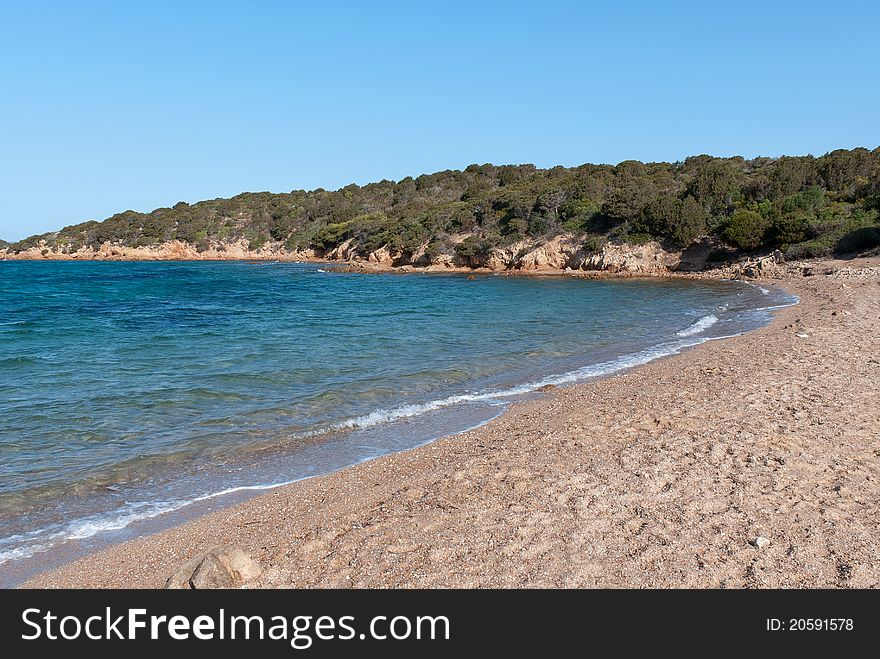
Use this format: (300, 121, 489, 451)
(5, 147, 880, 264)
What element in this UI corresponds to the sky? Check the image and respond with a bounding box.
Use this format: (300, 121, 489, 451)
(0, 1, 878, 241)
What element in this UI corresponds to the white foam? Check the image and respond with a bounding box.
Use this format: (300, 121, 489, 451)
(192, 479, 303, 501)
(742, 281, 771, 295)
(0, 543, 53, 563)
(0, 499, 195, 563)
(675, 314, 718, 337)
(331, 334, 721, 431)
(331, 394, 494, 431)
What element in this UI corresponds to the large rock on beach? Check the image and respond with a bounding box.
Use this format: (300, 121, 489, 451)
(164, 546, 262, 589)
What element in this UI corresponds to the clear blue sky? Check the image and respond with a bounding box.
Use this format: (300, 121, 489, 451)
(1, 1, 878, 241)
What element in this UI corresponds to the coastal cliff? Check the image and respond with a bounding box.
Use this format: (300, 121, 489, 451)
(0, 234, 712, 276)
(0, 233, 811, 281)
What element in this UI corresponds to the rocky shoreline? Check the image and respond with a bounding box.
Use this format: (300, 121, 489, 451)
(1, 234, 845, 284)
(2, 233, 681, 272)
(15, 256, 879, 588)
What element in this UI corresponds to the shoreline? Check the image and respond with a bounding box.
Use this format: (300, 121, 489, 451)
(0, 274, 781, 586)
(0, 273, 779, 586)
(12, 258, 880, 588)
(0, 234, 784, 282)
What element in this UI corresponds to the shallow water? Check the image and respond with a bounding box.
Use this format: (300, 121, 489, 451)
(0, 261, 796, 570)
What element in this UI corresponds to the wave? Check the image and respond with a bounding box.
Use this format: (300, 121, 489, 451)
(0, 480, 321, 564)
(752, 292, 800, 313)
(675, 314, 718, 337)
(742, 281, 771, 295)
(331, 333, 730, 431)
(0, 499, 192, 563)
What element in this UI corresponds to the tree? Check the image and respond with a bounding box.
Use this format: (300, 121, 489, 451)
(640, 195, 708, 247)
(602, 175, 656, 223)
(685, 160, 739, 216)
(454, 234, 498, 262)
(769, 156, 816, 199)
(818, 148, 872, 196)
(671, 196, 709, 246)
(722, 209, 769, 249)
(769, 210, 814, 247)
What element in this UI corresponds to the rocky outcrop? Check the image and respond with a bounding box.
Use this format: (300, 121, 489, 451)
(513, 235, 584, 271)
(366, 245, 395, 266)
(518, 243, 575, 270)
(0, 233, 696, 277)
(581, 241, 671, 274)
(1, 238, 317, 262)
(164, 546, 262, 589)
(738, 250, 785, 278)
(324, 239, 357, 262)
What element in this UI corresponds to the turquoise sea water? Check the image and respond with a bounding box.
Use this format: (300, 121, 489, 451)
(0, 261, 796, 569)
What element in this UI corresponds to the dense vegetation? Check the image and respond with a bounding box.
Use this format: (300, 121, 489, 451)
(7, 147, 880, 261)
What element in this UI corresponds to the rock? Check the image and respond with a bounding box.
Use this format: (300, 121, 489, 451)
(517, 235, 579, 270)
(189, 554, 235, 589)
(750, 536, 771, 549)
(536, 384, 557, 392)
(165, 546, 262, 589)
(366, 246, 395, 266)
(740, 254, 784, 278)
(583, 241, 669, 274)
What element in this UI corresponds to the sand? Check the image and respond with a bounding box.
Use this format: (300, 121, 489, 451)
(21, 258, 880, 588)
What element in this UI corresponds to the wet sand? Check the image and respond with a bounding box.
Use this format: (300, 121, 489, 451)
(21, 258, 880, 588)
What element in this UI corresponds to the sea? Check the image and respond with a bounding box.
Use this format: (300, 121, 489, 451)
(0, 260, 797, 583)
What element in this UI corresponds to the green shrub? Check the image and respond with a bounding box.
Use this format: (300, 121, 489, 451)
(247, 234, 267, 250)
(781, 186, 825, 214)
(623, 231, 653, 245)
(313, 222, 351, 250)
(560, 200, 599, 233)
(639, 195, 707, 247)
(722, 209, 770, 249)
(286, 231, 313, 251)
(423, 240, 446, 259)
(769, 210, 815, 247)
(454, 235, 497, 259)
(582, 235, 607, 252)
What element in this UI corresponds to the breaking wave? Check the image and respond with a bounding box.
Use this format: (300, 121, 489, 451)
(675, 314, 719, 337)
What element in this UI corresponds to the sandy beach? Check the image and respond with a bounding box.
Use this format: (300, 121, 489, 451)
(20, 258, 880, 588)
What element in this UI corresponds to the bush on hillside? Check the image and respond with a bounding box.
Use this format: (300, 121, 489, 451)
(722, 209, 769, 250)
